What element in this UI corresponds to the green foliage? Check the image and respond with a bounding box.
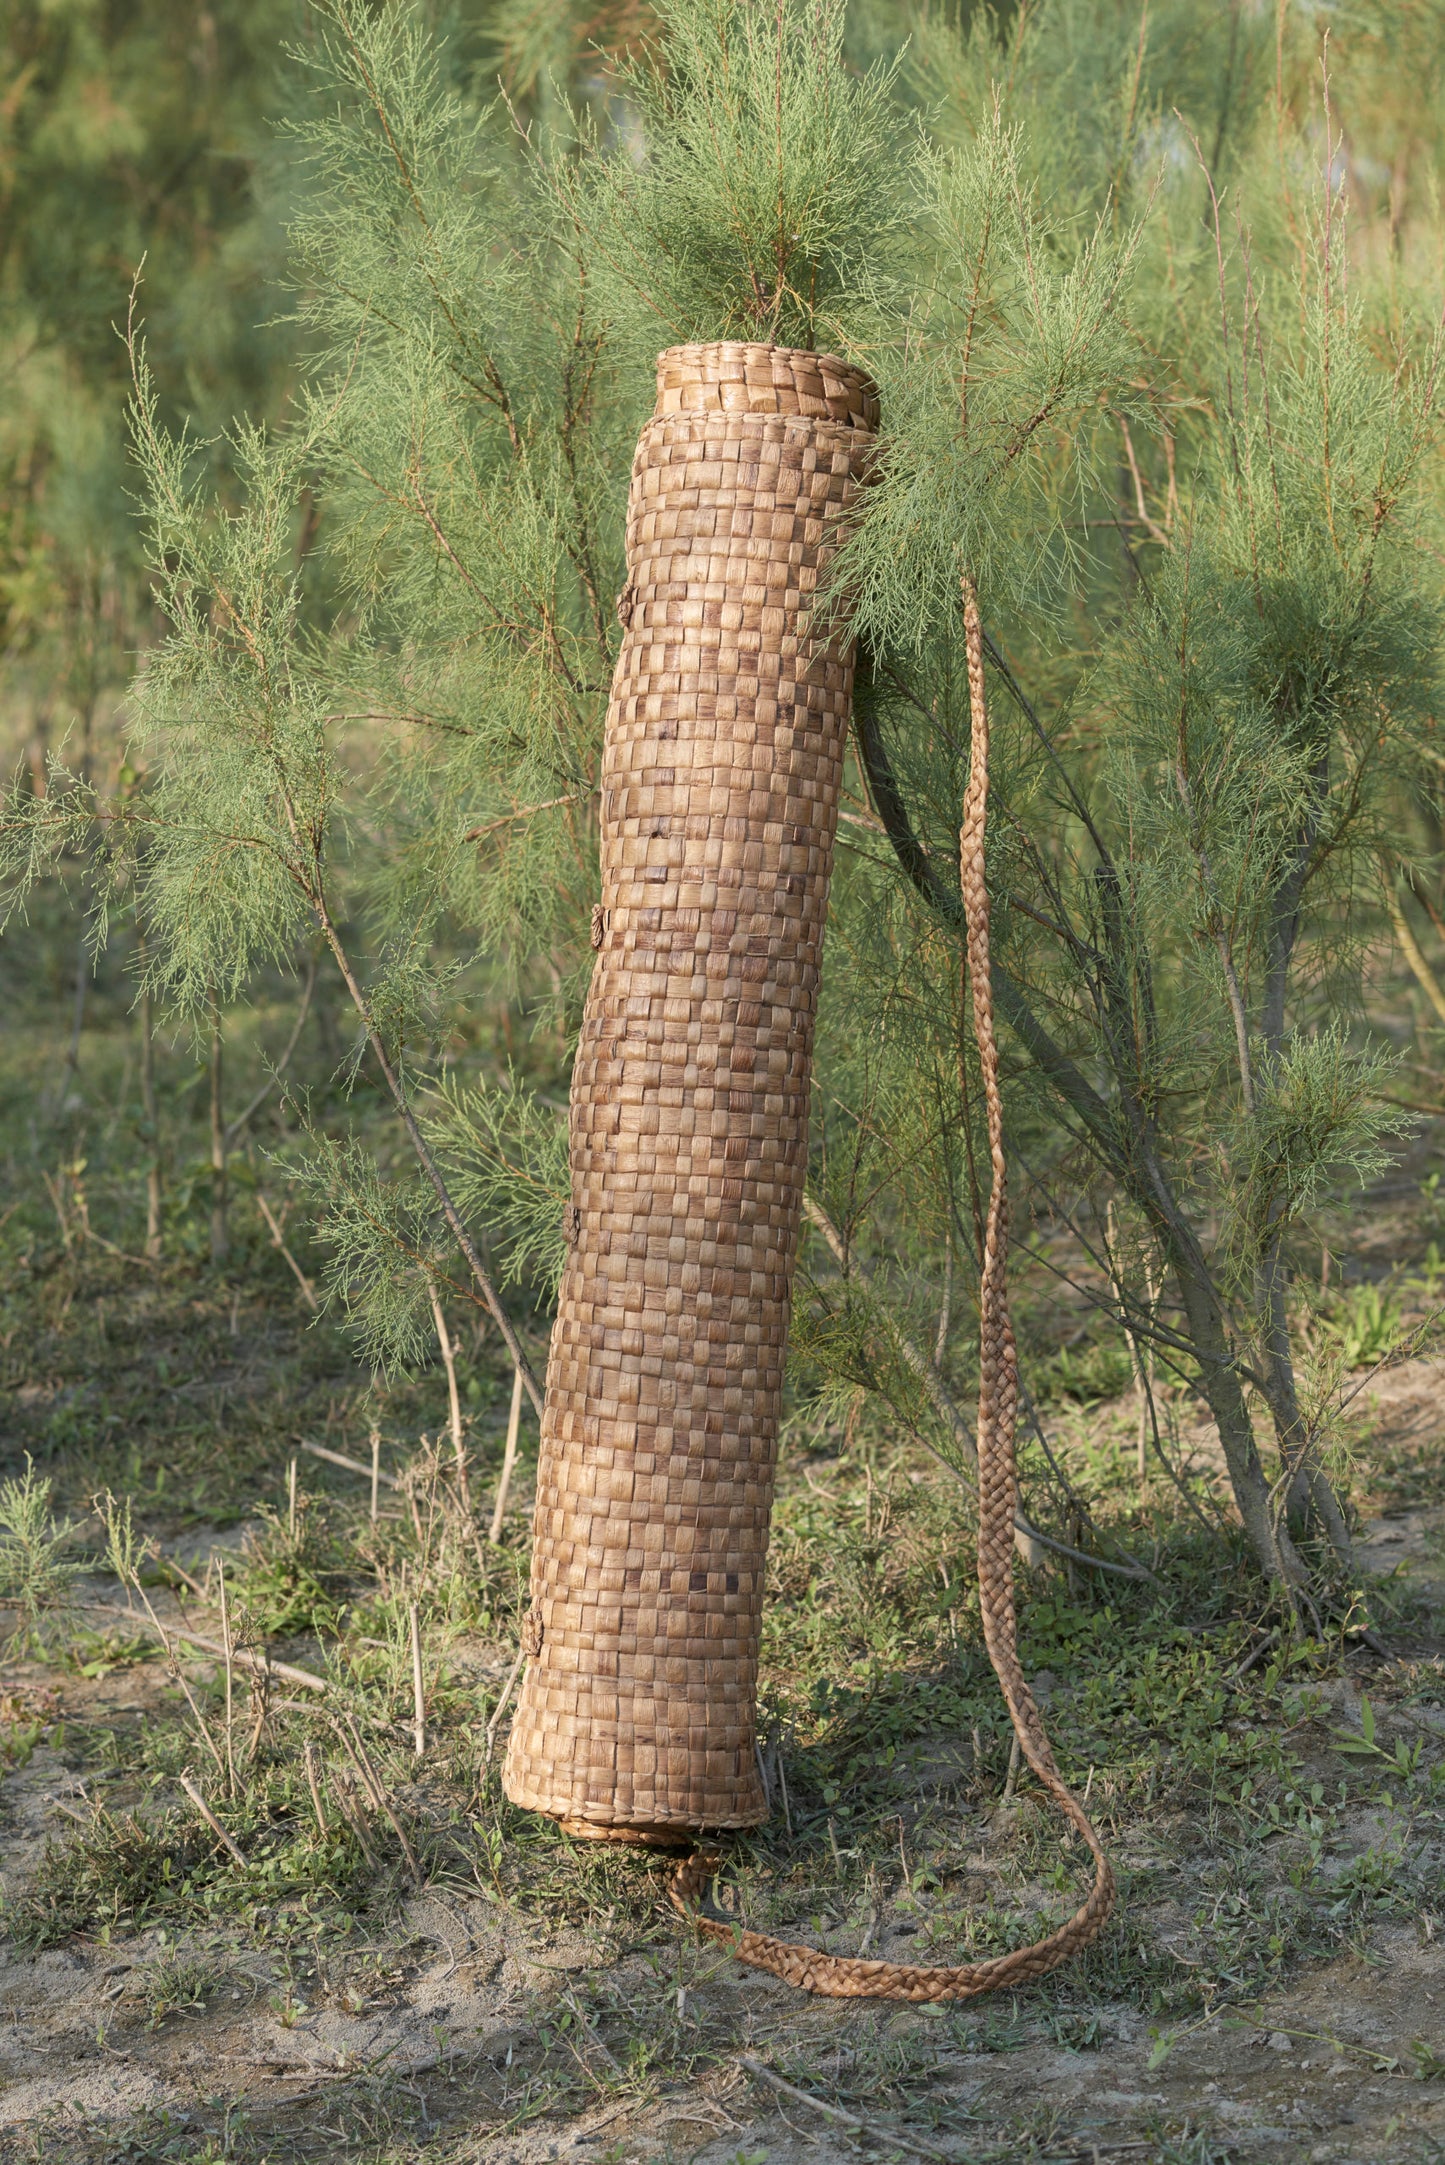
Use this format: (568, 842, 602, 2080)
(1320, 1282, 1406, 1372)
(845, 106, 1148, 646)
(0, 0, 295, 721)
(5, 0, 1445, 1619)
(0, 1459, 84, 1649)
(556, 0, 913, 355)
(6, 1807, 219, 1950)
(427, 1069, 571, 1296)
(289, 1130, 442, 1371)
(233, 1495, 346, 1638)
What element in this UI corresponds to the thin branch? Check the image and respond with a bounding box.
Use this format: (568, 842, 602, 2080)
(224, 952, 317, 1147)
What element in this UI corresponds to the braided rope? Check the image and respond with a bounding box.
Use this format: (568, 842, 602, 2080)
(667, 577, 1116, 2001)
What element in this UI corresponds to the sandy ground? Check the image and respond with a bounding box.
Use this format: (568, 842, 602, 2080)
(2, 1368, 1444, 2163)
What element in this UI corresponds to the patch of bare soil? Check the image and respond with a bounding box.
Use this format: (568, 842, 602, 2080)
(2, 1376, 1444, 2165)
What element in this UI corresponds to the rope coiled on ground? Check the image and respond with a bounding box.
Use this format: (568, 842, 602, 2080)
(667, 577, 1116, 2001)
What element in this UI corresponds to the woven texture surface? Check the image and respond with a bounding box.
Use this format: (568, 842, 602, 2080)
(503, 342, 878, 1837)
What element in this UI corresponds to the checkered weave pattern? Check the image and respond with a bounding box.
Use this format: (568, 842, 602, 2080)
(502, 342, 877, 1839)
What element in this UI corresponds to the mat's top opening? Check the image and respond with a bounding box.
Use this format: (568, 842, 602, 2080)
(655, 341, 879, 432)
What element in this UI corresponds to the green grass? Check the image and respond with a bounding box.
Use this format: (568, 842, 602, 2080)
(2, 915, 1445, 2165)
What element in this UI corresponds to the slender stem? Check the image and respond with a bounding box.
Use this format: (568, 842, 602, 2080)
(135, 914, 163, 1257)
(429, 1285, 471, 1517)
(409, 1602, 426, 1760)
(934, 1237, 953, 1368)
(1385, 869, 1445, 1026)
(208, 987, 228, 1266)
(490, 1365, 524, 1544)
(224, 951, 317, 1148)
(219, 1567, 235, 1800)
(802, 1194, 1153, 1581)
(256, 1190, 319, 1311)
(179, 1773, 247, 1870)
(306, 884, 543, 1418)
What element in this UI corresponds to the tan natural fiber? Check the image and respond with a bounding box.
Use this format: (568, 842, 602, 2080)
(504, 339, 1113, 2001)
(503, 342, 879, 1838)
(666, 577, 1115, 2000)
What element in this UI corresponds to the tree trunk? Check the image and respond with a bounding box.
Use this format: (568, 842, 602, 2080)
(504, 342, 878, 1841)
(1257, 1236, 1352, 1561)
(1165, 1232, 1310, 1587)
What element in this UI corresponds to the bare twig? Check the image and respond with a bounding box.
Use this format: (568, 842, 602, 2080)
(429, 1285, 473, 1519)
(561, 1987, 626, 2080)
(330, 1768, 379, 1867)
(224, 951, 317, 1147)
(84, 1599, 330, 1694)
(332, 1714, 424, 1887)
(303, 1741, 329, 1834)
(409, 1602, 426, 1760)
(178, 1773, 247, 1869)
(1384, 866, 1445, 1027)
(490, 1366, 525, 1544)
(256, 1190, 319, 1311)
(219, 1568, 236, 1800)
(484, 1641, 527, 1765)
(736, 2057, 950, 2163)
(299, 1437, 400, 1492)
(464, 793, 581, 842)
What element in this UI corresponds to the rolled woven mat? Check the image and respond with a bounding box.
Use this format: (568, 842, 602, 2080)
(503, 340, 1114, 2000)
(503, 339, 878, 1842)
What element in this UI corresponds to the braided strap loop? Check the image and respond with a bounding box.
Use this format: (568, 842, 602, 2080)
(665, 575, 1115, 2002)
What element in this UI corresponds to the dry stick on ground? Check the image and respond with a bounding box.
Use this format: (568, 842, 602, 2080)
(330, 1768, 380, 1868)
(800, 1195, 1152, 1583)
(489, 1366, 525, 1544)
(484, 1641, 527, 1765)
(243, 1658, 272, 1763)
(303, 1741, 329, 1834)
(736, 2056, 950, 2164)
(561, 1988, 626, 2082)
(178, 1773, 248, 1869)
(331, 1713, 424, 1887)
(299, 1438, 401, 1493)
(256, 1190, 320, 1312)
(86, 1599, 329, 1694)
(409, 1602, 426, 1760)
